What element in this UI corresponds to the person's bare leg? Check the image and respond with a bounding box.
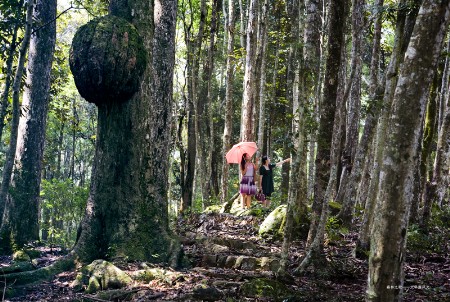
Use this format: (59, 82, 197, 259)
(241, 194, 246, 208)
(246, 196, 251, 208)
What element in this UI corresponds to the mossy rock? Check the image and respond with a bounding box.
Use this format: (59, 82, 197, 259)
(132, 267, 181, 284)
(240, 278, 292, 300)
(23, 249, 41, 259)
(72, 259, 132, 293)
(70, 15, 146, 106)
(204, 205, 222, 214)
(12, 250, 31, 262)
(258, 205, 287, 238)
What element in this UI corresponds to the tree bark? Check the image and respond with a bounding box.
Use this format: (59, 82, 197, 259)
(0, 0, 57, 252)
(0, 0, 34, 253)
(335, 0, 364, 217)
(220, 0, 236, 204)
(73, 0, 178, 263)
(367, 1, 450, 300)
(0, 16, 21, 146)
(240, 0, 259, 142)
(306, 0, 347, 247)
(356, 0, 420, 254)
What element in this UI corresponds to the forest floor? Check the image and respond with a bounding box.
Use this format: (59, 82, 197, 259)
(1, 206, 449, 301)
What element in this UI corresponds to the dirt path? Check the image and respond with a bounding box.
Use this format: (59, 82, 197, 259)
(2, 212, 449, 301)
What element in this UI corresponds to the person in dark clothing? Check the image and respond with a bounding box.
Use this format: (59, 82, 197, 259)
(258, 155, 291, 207)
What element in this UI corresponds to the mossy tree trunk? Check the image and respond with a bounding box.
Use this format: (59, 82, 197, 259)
(367, 1, 450, 300)
(306, 0, 347, 247)
(240, 0, 258, 142)
(1, 0, 57, 252)
(73, 0, 177, 263)
(356, 0, 420, 255)
(0, 0, 34, 253)
(0, 11, 20, 219)
(220, 0, 236, 204)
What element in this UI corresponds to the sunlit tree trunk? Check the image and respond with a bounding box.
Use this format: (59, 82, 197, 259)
(305, 0, 323, 201)
(0, 0, 57, 252)
(306, 0, 347, 247)
(198, 0, 220, 206)
(356, 0, 419, 255)
(181, 0, 206, 212)
(240, 0, 259, 142)
(221, 0, 236, 204)
(335, 0, 364, 220)
(367, 2, 450, 300)
(0, 7, 21, 146)
(0, 0, 34, 253)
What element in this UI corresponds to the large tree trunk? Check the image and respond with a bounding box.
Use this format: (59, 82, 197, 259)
(181, 0, 206, 212)
(240, 0, 259, 142)
(73, 0, 178, 263)
(337, 0, 380, 226)
(0, 0, 57, 252)
(0, 14, 21, 146)
(335, 0, 364, 218)
(304, 0, 323, 201)
(306, 0, 347, 247)
(367, 1, 450, 300)
(356, 0, 420, 254)
(220, 0, 236, 204)
(0, 0, 34, 253)
(0, 22, 19, 218)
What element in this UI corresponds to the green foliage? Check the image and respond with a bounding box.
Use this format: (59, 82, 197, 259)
(326, 216, 349, 243)
(407, 205, 450, 253)
(40, 179, 88, 248)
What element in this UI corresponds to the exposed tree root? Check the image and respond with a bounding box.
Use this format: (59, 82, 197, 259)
(0, 253, 76, 297)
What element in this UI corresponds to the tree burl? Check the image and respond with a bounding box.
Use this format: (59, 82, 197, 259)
(69, 15, 146, 105)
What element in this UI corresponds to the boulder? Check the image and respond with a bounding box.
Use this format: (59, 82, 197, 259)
(72, 259, 132, 293)
(258, 205, 287, 238)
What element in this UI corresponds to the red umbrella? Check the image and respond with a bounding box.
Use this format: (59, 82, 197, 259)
(225, 142, 258, 164)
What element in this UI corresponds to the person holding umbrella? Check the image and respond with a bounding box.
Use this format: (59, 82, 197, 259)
(225, 141, 258, 209)
(240, 153, 257, 209)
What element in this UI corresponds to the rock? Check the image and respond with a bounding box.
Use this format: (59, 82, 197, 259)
(240, 278, 293, 300)
(203, 205, 222, 214)
(12, 250, 31, 262)
(258, 257, 280, 272)
(235, 256, 257, 271)
(132, 267, 181, 284)
(202, 254, 218, 267)
(72, 259, 132, 293)
(224, 256, 237, 268)
(258, 205, 287, 238)
(193, 285, 223, 301)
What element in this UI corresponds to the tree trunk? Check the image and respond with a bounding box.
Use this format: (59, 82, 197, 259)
(335, 0, 364, 216)
(220, 0, 236, 204)
(198, 0, 219, 206)
(0, 0, 34, 253)
(304, 0, 323, 202)
(73, 0, 178, 263)
(181, 0, 206, 212)
(0, 17, 20, 146)
(240, 0, 259, 142)
(306, 0, 347, 247)
(367, 1, 450, 300)
(418, 74, 439, 227)
(337, 0, 380, 226)
(256, 0, 269, 161)
(0, 0, 57, 252)
(356, 0, 419, 254)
